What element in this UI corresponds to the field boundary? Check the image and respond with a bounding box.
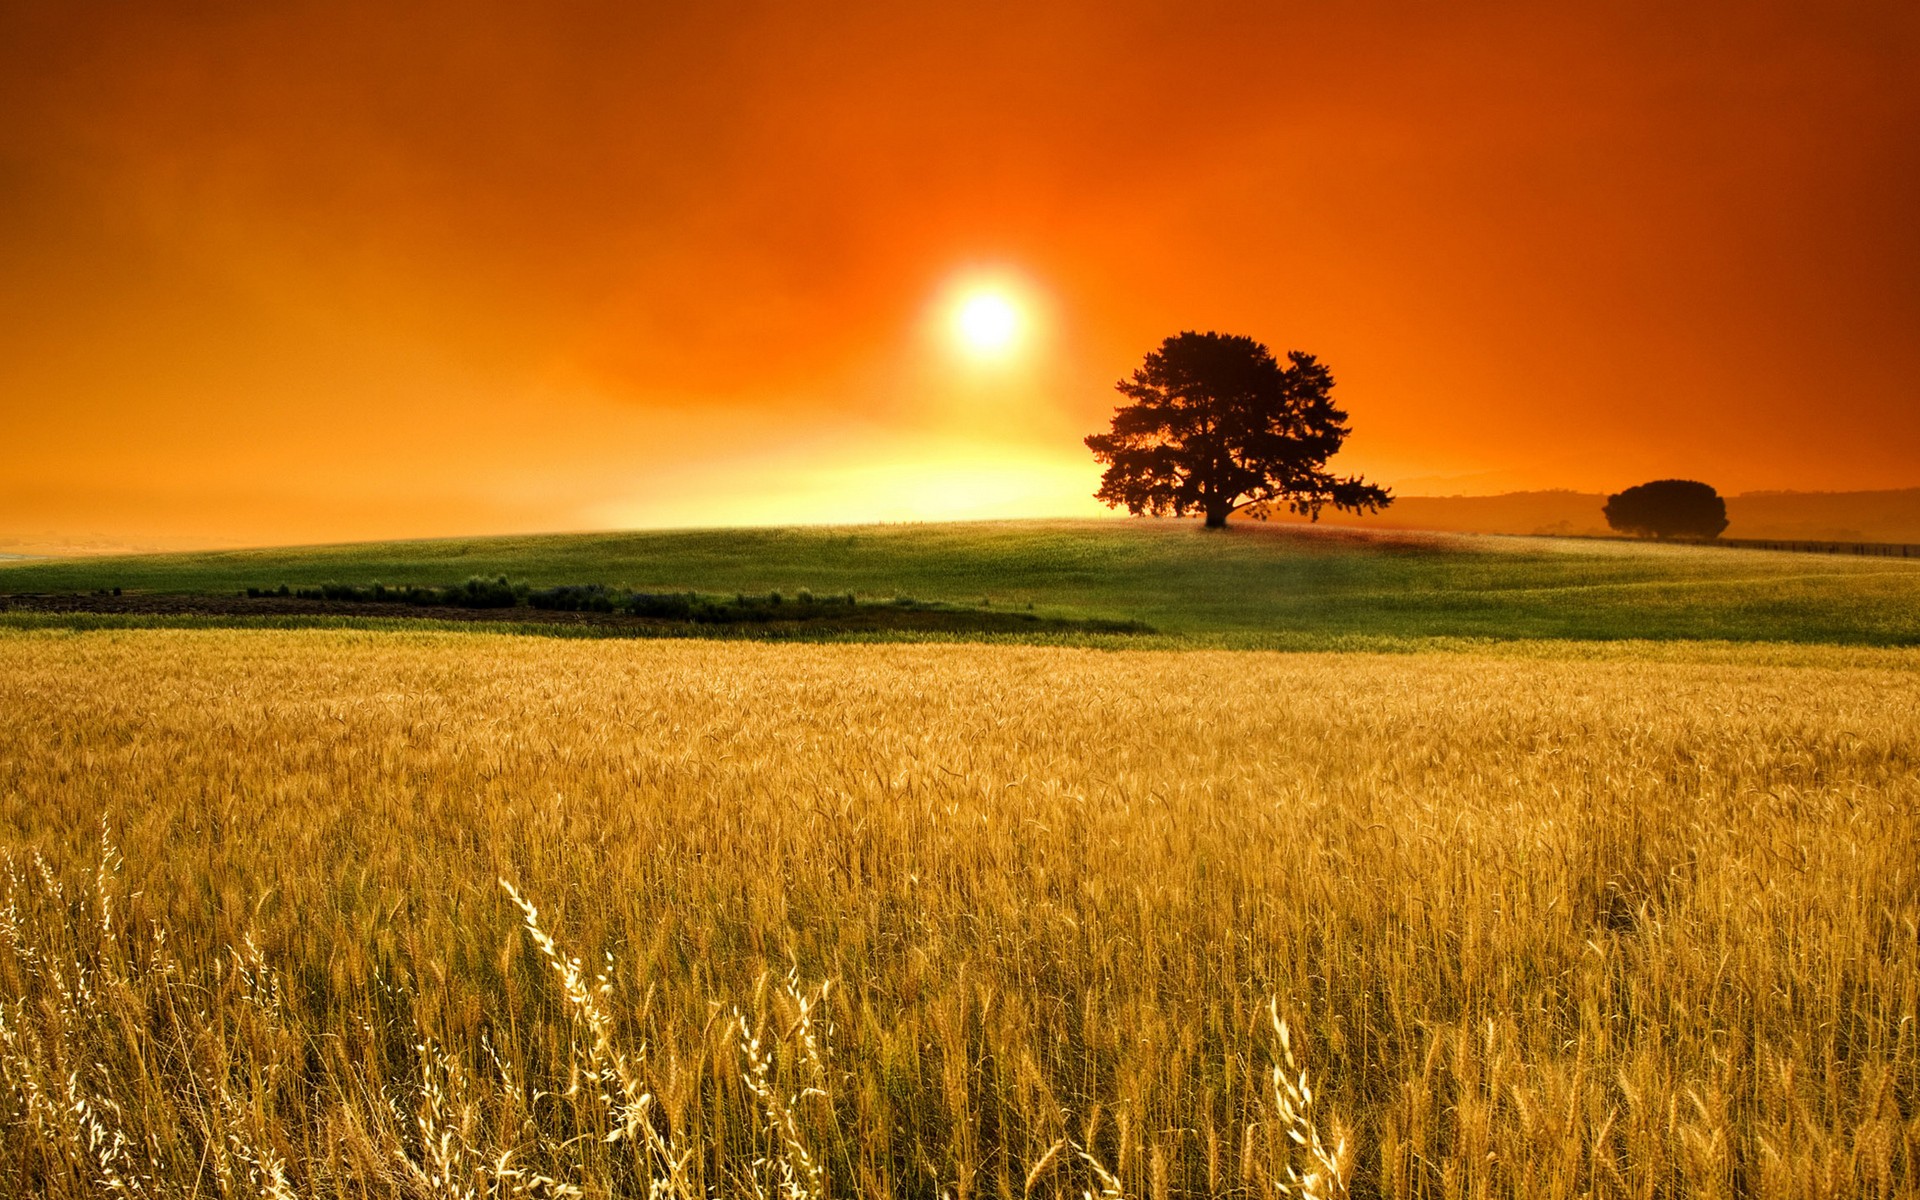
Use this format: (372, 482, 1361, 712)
(1718, 536, 1919, 557)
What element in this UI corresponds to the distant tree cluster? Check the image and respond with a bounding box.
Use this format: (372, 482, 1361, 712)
(1603, 480, 1729, 540)
(245, 579, 872, 620)
(246, 577, 522, 607)
(1085, 332, 1391, 528)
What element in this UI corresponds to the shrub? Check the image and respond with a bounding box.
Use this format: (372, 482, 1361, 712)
(624, 593, 696, 620)
(451, 575, 521, 608)
(530, 584, 619, 613)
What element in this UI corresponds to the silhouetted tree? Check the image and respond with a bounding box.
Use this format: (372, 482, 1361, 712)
(1603, 479, 1729, 539)
(1085, 332, 1391, 528)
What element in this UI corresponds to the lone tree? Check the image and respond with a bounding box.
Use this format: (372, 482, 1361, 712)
(1603, 479, 1729, 540)
(1085, 331, 1391, 528)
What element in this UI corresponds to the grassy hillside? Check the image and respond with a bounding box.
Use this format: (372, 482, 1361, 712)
(4, 518, 1919, 645)
(1274, 489, 1616, 537)
(1271, 487, 1920, 542)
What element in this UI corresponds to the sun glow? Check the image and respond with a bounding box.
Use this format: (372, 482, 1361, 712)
(952, 288, 1023, 357)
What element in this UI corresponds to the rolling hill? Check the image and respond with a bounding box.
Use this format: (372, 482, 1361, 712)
(4, 519, 1919, 647)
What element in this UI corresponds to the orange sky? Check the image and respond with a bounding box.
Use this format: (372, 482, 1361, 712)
(3, 1, 1917, 548)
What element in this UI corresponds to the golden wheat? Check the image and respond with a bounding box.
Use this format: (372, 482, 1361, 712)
(0, 628, 1915, 1198)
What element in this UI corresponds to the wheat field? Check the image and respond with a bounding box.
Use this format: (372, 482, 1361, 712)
(0, 629, 1915, 1198)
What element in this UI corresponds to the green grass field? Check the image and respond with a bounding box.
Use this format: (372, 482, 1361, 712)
(4, 519, 1919, 646)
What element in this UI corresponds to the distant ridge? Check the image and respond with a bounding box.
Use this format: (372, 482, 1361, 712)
(1278, 487, 1920, 543)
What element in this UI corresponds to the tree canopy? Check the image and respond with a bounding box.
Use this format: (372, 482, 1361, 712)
(1084, 331, 1391, 528)
(1603, 479, 1730, 539)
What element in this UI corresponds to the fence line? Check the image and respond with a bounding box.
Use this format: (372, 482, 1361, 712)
(1719, 537, 1918, 558)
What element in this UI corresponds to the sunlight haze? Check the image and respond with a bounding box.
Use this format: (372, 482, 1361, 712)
(2, 1, 1916, 547)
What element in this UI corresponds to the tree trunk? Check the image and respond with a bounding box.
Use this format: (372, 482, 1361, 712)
(1203, 505, 1230, 529)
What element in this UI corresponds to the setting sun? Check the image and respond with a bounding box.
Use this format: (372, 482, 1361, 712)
(953, 289, 1022, 357)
